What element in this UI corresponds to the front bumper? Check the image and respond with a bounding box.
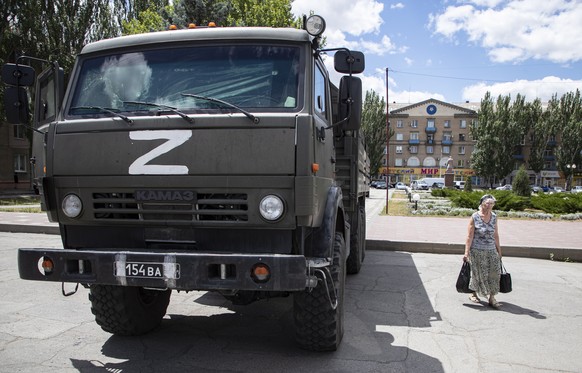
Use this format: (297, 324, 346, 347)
(18, 248, 310, 291)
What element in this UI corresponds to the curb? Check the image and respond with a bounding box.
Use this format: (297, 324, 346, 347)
(0, 224, 60, 235)
(367, 240, 582, 261)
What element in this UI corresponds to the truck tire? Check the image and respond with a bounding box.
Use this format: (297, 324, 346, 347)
(294, 232, 346, 351)
(347, 203, 366, 274)
(89, 285, 171, 336)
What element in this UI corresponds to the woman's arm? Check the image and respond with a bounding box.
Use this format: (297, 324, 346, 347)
(464, 217, 475, 261)
(494, 220, 502, 258)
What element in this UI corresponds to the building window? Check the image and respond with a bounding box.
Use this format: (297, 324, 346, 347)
(457, 159, 464, 167)
(443, 132, 452, 141)
(460, 119, 467, 128)
(13, 124, 26, 139)
(459, 133, 466, 141)
(14, 154, 28, 172)
(444, 120, 451, 128)
(408, 157, 420, 166)
(427, 119, 435, 128)
(396, 120, 403, 128)
(396, 146, 403, 154)
(395, 158, 403, 166)
(411, 120, 418, 128)
(396, 133, 404, 141)
(458, 146, 465, 155)
(409, 146, 418, 153)
(442, 146, 450, 154)
(427, 146, 434, 154)
(410, 132, 419, 140)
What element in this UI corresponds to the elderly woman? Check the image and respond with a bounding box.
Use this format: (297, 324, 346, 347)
(463, 194, 503, 308)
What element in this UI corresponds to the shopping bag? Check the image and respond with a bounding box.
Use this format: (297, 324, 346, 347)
(499, 261, 512, 293)
(456, 261, 472, 293)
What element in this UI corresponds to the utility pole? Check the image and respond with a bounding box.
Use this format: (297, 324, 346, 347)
(385, 67, 390, 213)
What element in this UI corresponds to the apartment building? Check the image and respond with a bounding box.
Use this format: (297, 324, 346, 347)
(381, 98, 579, 189)
(381, 99, 478, 186)
(0, 121, 31, 191)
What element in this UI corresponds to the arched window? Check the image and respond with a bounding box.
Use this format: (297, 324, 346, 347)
(407, 157, 420, 167)
(423, 157, 437, 167)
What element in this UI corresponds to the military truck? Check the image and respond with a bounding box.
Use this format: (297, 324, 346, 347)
(2, 15, 369, 351)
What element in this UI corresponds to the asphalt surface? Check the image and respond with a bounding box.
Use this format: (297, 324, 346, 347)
(1, 190, 582, 372)
(1, 188, 581, 261)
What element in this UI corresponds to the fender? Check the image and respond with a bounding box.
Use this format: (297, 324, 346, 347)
(305, 185, 350, 259)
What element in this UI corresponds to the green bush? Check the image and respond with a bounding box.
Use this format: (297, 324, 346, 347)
(531, 193, 582, 214)
(513, 166, 531, 197)
(464, 175, 473, 192)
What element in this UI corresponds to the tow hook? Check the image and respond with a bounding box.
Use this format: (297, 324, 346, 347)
(62, 282, 79, 297)
(305, 258, 338, 310)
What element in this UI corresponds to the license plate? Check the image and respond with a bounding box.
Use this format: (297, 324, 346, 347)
(116, 262, 180, 279)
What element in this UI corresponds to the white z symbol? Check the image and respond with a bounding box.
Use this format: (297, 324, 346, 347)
(129, 130, 192, 175)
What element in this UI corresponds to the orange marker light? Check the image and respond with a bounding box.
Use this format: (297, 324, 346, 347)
(188, 23, 196, 29)
(41, 256, 54, 274)
(208, 22, 216, 27)
(312, 163, 320, 173)
(251, 264, 271, 283)
(169, 24, 178, 30)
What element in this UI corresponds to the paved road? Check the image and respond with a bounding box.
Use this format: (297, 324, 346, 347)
(1, 232, 581, 372)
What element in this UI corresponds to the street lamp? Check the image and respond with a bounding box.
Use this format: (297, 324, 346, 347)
(412, 193, 420, 211)
(566, 164, 577, 191)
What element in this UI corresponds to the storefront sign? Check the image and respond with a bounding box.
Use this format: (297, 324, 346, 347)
(541, 171, 560, 178)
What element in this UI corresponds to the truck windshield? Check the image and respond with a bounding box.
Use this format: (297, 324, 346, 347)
(68, 44, 301, 116)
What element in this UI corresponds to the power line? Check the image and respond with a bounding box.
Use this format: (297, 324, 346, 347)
(389, 69, 509, 83)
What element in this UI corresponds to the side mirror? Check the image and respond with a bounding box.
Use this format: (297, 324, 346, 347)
(334, 51, 365, 74)
(338, 76, 362, 131)
(3, 86, 30, 124)
(2, 64, 36, 86)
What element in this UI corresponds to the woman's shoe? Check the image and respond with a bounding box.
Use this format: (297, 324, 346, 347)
(469, 293, 480, 303)
(489, 297, 501, 309)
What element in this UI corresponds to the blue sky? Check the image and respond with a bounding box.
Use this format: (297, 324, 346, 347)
(291, 0, 582, 104)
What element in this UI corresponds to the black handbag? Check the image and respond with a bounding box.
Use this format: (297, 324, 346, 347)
(499, 260, 512, 293)
(456, 261, 473, 293)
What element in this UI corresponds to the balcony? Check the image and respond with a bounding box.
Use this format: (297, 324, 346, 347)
(512, 154, 524, 160)
(442, 138, 453, 146)
(547, 140, 557, 147)
(544, 155, 555, 161)
(408, 139, 420, 145)
(425, 126, 437, 134)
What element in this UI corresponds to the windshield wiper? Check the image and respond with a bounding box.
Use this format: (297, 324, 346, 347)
(123, 101, 193, 123)
(70, 106, 133, 124)
(181, 93, 260, 124)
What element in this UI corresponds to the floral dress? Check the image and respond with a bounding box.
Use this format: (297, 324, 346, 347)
(469, 211, 500, 296)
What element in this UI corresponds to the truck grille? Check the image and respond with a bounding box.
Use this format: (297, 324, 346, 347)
(92, 192, 248, 222)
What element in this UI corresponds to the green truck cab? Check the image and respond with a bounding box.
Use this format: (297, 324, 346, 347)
(2, 16, 369, 351)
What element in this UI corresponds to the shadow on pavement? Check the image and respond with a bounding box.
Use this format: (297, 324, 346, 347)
(71, 251, 444, 372)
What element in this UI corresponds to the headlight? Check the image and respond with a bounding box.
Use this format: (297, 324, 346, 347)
(259, 195, 284, 221)
(62, 194, 83, 218)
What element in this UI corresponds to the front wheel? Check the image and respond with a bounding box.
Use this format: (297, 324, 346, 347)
(89, 285, 171, 336)
(294, 232, 346, 351)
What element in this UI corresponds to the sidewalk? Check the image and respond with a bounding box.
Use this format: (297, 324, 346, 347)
(1, 202, 582, 261)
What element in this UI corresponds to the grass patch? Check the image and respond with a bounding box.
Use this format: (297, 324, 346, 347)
(0, 196, 41, 206)
(0, 206, 42, 213)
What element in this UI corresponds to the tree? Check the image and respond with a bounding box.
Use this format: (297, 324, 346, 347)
(512, 165, 530, 197)
(471, 92, 530, 187)
(361, 90, 390, 178)
(226, 0, 297, 27)
(526, 97, 550, 185)
(555, 89, 582, 190)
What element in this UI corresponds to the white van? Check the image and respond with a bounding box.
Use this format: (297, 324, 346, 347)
(419, 178, 445, 189)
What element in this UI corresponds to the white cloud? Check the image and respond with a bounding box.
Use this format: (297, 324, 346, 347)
(390, 3, 405, 9)
(462, 76, 582, 102)
(292, 0, 384, 36)
(429, 0, 582, 63)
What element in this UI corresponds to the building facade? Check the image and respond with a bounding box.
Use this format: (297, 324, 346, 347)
(381, 98, 580, 189)
(0, 121, 31, 191)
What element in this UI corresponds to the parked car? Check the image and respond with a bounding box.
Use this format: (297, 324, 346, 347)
(573, 186, 582, 193)
(431, 182, 445, 189)
(454, 181, 465, 189)
(370, 180, 383, 188)
(530, 185, 543, 193)
(552, 186, 564, 193)
(375, 181, 387, 189)
(395, 182, 407, 190)
(411, 180, 428, 190)
(496, 184, 512, 190)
